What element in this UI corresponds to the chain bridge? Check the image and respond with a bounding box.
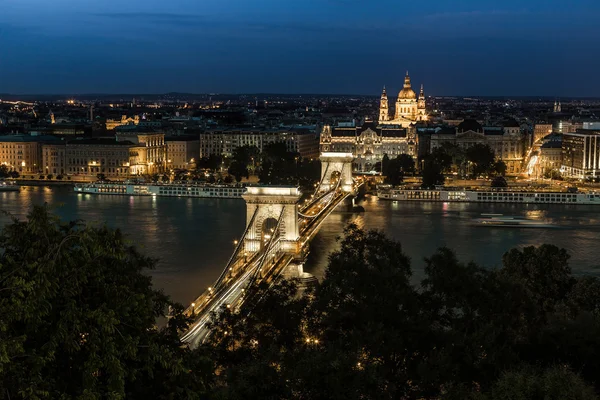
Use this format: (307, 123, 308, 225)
(181, 152, 360, 347)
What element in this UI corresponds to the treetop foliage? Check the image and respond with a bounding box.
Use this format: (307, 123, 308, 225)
(1, 209, 599, 399)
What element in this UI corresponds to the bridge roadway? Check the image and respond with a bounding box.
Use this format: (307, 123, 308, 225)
(181, 185, 354, 347)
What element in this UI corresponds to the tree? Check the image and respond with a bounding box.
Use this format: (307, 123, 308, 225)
(492, 161, 507, 177)
(161, 174, 170, 183)
(197, 154, 223, 171)
(490, 176, 507, 188)
(544, 168, 563, 180)
(430, 147, 453, 173)
(466, 144, 495, 178)
(381, 153, 391, 175)
(228, 161, 248, 182)
(397, 154, 415, 175)
(258, 142, 300, 185)
(475, 365, 598, 400)
(0, 206, 212, 399)
(46, 174, 53, 180)
(384, 154, 415, 186)
(438, 142, 466, 174)
(55, 174, 63, 180)
(223, 174, 234, 184)
(0, 165, 10, 178)
(8, 170, 19, 179)
(501, 245, 574, 315)
(96, 173, 107, 182)
(421, 159, 445, 188)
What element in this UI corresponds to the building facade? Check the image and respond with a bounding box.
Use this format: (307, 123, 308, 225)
(538, 141, 562, 177)
(320, 121, 412, 171)
(41, 143, 66, 175)
(116, 131, 167, 175)
(0, 135, 62, 175)
(430, 119, 526, 175)
(199, 127, 319, 159)
(561, 130, 600, 178)
(533, 123, 553, 144)
(378, 72, 428, 128)
(166, 136, 199, 170)
(66, 139, 133, 179)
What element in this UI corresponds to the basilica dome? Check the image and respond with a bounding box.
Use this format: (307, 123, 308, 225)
(398, 87, 416, 99)
(398, 72, 416, 99)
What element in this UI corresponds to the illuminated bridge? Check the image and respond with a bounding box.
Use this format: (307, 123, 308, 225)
(181, 152, 360, 347)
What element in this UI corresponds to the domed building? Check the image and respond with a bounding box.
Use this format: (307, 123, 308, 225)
(378, 71, 428, 128)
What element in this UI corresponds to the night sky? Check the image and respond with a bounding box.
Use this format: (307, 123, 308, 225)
(1, 0, 599, 96)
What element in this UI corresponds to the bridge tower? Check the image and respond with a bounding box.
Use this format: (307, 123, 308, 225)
(319, 152, 354, 192)
(241, 186, 301, 254)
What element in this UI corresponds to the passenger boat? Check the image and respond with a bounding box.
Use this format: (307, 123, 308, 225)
(471, 214, 555, 228)
(377, 186, 600, 205)
(0, 181, 20, 192)
(74, 182, 246, 199)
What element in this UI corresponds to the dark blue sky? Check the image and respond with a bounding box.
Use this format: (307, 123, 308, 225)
(1, 0, 599, 96)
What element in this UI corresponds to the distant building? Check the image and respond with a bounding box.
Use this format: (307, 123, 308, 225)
(165, 136, 199, 170)
(537, 141, 562, 178)
(555, 120, 583, 134)
(561, 130, 600, 179)
(378, 71, 428, 128)
(533, 123, 553, 144)
(199, 127, 319, 160)
(320, 121, 412, 171)
(65, 138, 133, 179)
(583, 122, 600, 130)
(116, 128, 167, 174)
(105, 115, 140, 130)
(42, 143, 66, 175)
(0, 135, 61, 175)
(430, 119, 526, 175)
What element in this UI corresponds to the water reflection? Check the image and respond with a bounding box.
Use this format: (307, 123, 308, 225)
(1, 187, 599, 306)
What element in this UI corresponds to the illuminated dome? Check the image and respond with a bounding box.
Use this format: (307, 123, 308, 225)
(398, 72, 416, 99)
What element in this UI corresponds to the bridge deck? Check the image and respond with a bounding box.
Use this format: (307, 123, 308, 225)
(182, 179, 362, 346)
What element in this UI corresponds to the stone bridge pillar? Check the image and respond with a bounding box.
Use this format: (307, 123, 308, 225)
(241, 186, 301, 254)
(319, 152, 354, 192)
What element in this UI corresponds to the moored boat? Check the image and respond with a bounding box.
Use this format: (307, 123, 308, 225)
(377, 186, 600, 205)
(74, 182, 246, 199)
(0, 181, 20, 192)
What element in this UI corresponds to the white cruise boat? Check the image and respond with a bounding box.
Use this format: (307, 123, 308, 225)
(377, 186, 600, 205)
(74, 182, 246, 199)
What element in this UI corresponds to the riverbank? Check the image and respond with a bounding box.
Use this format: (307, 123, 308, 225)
(16, 180, 75, 187)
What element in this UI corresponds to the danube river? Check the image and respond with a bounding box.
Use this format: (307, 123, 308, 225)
(2, 185, 600, 305)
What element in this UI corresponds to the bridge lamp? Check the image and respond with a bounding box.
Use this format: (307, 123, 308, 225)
(233, 239, 238, 245)
(191, 302, 195, 308)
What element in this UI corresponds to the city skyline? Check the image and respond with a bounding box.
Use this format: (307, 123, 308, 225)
(2, 0, 600, 96)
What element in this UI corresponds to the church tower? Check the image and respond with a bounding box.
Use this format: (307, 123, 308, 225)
(379, 86, 389, 122)
(417, 84, 426, 120)
(554, 100, 562, 113)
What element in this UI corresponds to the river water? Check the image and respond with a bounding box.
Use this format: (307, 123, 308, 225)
(2, 186, 599, 305)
